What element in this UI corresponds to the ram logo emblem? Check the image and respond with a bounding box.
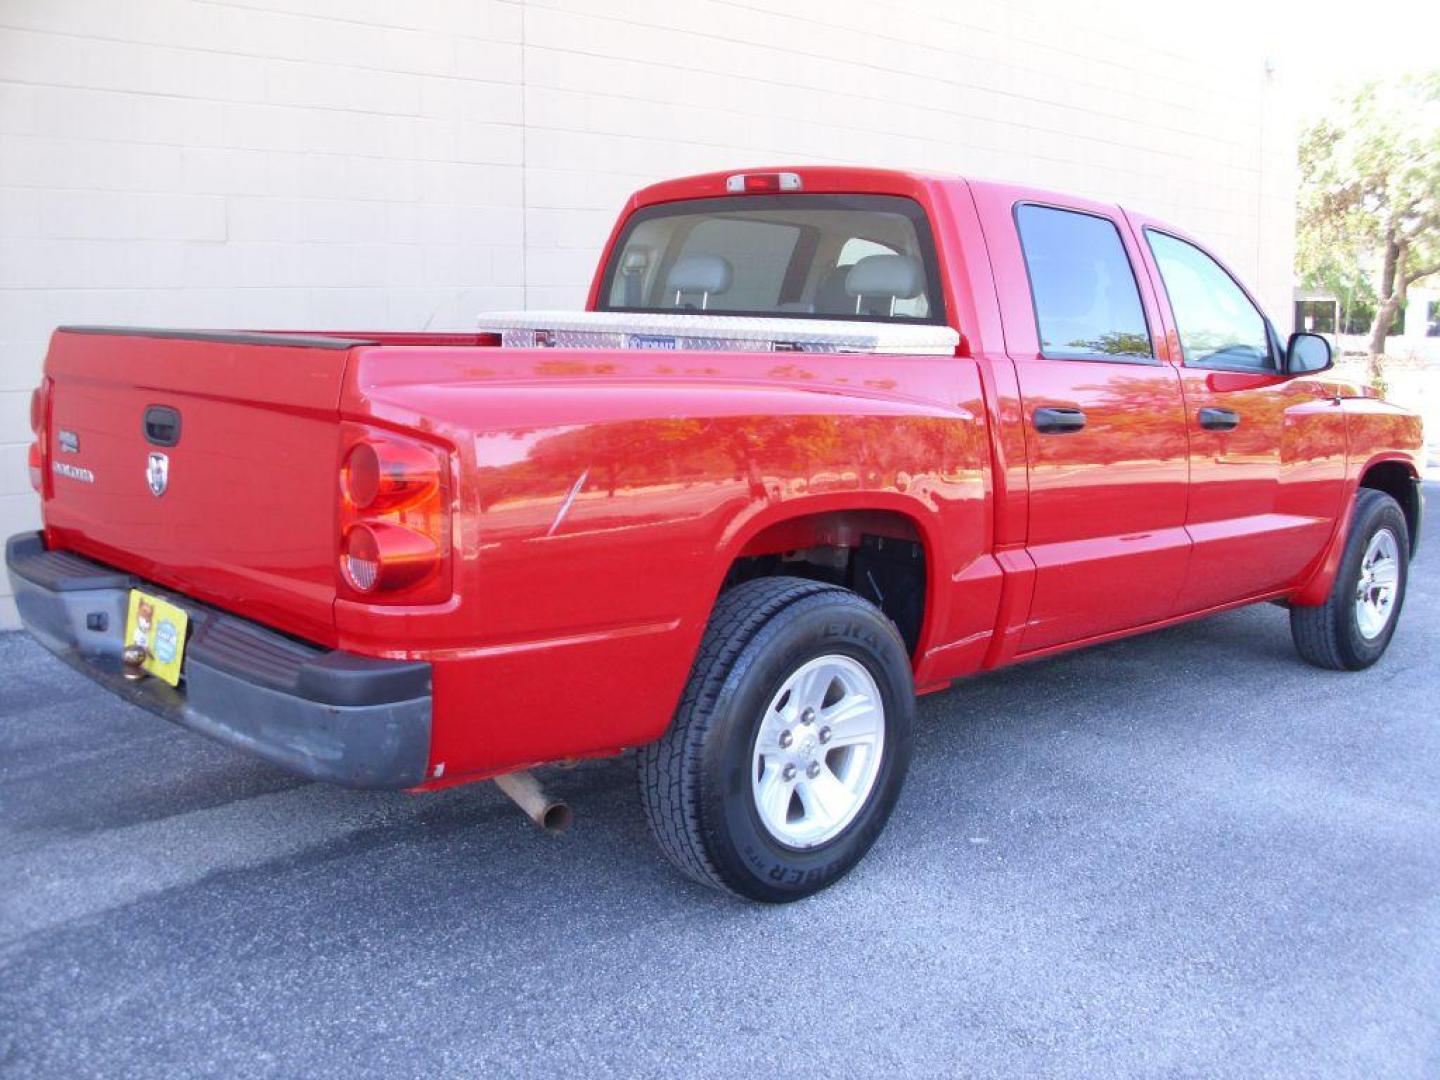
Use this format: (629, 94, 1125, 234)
(146, 452, 169, 497)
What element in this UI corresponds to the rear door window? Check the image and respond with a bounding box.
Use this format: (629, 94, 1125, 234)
(837, 237, 896, 265)
(1015, 204, 1153, 362)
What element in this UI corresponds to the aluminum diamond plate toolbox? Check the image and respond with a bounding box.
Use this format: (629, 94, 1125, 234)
(473, 311, 960, 355)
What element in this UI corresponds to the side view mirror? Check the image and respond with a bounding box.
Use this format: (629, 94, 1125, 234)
(1285, 332, 1332, 375)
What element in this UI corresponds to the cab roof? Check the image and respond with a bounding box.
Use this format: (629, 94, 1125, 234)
(627, 166, 1160, 234)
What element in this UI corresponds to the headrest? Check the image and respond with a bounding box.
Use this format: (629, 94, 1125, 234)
(666, 255, 733, 296)
(815, 265, 853, 313)
(845, 254, 923, 299)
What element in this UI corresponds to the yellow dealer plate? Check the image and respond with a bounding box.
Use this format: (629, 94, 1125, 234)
(124, 589, 190, 687)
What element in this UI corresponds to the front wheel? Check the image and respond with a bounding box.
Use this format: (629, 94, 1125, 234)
(1291, 488, 1410, 671)
(638, 577, 915, 902)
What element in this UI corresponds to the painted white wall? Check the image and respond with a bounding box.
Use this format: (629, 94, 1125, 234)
(1400, 288, 1439, 342)
(0, 0, 1297, 627)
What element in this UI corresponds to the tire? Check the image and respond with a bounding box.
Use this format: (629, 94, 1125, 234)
(638, 576, 915, 902)
(1290, 488, 1410, 671)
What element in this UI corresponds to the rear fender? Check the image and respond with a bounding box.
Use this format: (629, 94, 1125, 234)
(717, 494, 941, 663)
(715, 485, 1000, 689)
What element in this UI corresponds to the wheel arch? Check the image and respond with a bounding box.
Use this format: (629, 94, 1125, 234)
(711, 494, 945, 667)
(1293, 452, 1420, 606)
(1358, 457, 1421, 555)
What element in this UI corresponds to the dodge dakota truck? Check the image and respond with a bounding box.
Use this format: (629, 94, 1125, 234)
(8, 167, 1424, 902)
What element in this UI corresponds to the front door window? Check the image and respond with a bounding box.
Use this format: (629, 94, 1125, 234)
(1146, 231, 1272, 371)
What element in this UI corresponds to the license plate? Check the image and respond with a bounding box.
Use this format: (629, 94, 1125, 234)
(124, 589, 190, 687)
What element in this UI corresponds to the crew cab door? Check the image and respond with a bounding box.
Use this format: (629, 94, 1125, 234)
(1125, 215, 1348, 612)
(973, 189, 1190, 652)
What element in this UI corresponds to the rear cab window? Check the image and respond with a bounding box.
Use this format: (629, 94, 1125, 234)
(599, 194, 946, 323)
(1014, 203, 1154, 363)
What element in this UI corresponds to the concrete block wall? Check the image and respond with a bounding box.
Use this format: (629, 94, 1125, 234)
(0, 0, 1297, 628)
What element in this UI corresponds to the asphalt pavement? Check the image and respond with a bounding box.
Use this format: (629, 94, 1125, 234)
(2, 496, 1438, 1078)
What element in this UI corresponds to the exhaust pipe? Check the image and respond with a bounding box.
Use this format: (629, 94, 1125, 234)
(493, 770, 572, 834)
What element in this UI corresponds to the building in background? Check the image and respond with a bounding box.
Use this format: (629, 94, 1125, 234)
(1294, 283, 1440, 472)
(1295, 287, 1440, 361)
(0, 0, 1297, 627)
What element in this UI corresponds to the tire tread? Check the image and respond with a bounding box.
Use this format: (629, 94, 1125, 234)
(1291, 488, 1406, 670)
(637, 576, 845, 894)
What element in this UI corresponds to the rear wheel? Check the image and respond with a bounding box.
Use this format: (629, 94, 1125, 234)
(1291, 488, 1409, 671)
(638, 577, 914, 901)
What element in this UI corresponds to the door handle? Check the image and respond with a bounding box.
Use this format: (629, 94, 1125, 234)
(1033, 407, 1086, 434)
(1198, 407, 1240, 431)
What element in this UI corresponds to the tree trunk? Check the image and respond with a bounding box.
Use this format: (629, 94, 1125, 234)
(1367, 235, 1405, 390)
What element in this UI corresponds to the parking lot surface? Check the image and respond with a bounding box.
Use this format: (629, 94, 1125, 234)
(2, 498, 1438, 1078)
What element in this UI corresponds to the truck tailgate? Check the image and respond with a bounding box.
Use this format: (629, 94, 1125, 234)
(41, 328, 370, 645)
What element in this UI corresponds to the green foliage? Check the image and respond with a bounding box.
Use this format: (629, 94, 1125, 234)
(1296, 72, 1440, 355)
(1059, 332, 1153, 359)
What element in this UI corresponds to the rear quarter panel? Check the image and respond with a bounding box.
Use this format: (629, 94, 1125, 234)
(339, 346, 993, 783)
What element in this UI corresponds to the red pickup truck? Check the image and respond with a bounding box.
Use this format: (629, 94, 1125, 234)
(9, 167, 1424, 901)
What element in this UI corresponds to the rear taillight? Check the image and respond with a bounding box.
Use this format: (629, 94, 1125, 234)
(27, 443, 42, 492)
(342, 439, 440, 513)
(343, 522, 440, 594)
(28, 379, 49, 494)
(341, 524, 381, 593)
(338, 428, 452, 604)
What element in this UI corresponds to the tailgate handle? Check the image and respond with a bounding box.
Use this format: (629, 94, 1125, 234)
(143, 405, 182, 447)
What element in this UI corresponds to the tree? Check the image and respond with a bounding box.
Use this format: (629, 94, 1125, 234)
(1296, 72, 1440, 386)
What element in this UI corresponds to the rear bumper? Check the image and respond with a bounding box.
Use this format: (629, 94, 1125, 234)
(6, 531, 432, 789)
